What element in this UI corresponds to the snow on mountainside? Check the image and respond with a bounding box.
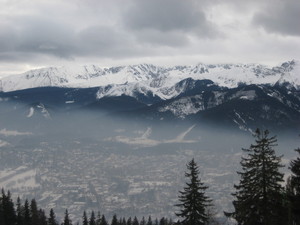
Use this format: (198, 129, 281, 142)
(0, 60, 299, 100)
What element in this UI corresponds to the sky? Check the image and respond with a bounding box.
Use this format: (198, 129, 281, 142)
(0, 0, 300, 77)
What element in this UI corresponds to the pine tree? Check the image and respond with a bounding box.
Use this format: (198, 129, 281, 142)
(23, 199, 31, 225)
(159, 217, 166, 225)
(89, 211, 96, 225)
(0, 190, 5, 225)
(48, 208, 58, 225)
(100, 215, 108, 225)
(285, 177, 294, 225)
(167, 218, 173, 225)
(175, 158, 211, 225)
(1, 190, 16, 225)
(289, 147, 300, 224)
(38, 209, 47, 225)
(16, 197, 23, 225)
(83, 211, 88, 225)
(133, 216, 139, 225)
(140, 217, 146, 225)
(127, 217, 132, 225)
(120, 217, 127, 225)
(146, 216, 152, 225)
(30, 199, 39, 225)
(63, 209, 72, 225)
(111, 214, 118, 225)
(96, 212, 101, 225)
(226, 129, 285, 225)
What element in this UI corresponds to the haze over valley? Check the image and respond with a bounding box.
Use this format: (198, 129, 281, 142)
(0, 60, 299, 222)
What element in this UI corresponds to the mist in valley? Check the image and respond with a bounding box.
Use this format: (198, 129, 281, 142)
(0, 101, 299, 222)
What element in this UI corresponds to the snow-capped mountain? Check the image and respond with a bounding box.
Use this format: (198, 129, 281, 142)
(1, 60, 299, 95)
(0, 60, 299, 132)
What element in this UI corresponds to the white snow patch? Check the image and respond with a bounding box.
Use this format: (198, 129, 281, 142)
(27, 107, 35, 118)
(0, 128, 32, 136)
(159, 96, 204, 118)
(37, 103, 51, 119)
(0, 140, 9, 147)
(234, 111, 246, 124)
(0, 167, 39, 190)
(231, 90, 256, 101)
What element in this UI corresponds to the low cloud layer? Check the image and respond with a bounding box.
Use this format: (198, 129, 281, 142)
(106, 126, 198, 147)
(0, 0, 299, 76)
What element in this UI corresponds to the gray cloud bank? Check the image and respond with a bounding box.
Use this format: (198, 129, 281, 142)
(0, 0, 299, 73)
(253, 0, 300, 36)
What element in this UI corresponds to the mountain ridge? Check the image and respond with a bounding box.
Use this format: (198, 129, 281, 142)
(1, 60, 299, 95)
(0, 60, 299, 132)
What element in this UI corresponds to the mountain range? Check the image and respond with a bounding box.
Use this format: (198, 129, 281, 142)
(0, 60, 299, 132)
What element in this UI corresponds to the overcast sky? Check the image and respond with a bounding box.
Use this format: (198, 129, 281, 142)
(0, 0, 300, 77)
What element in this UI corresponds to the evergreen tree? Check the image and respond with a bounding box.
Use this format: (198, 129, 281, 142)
(146, 216, 152, 225)
(48, 208, 58, 225)
(120, 217, 127, 225)
(132, 216, 139, 225)
(16, 197, 23, 225)
(159, 217, 166, 225)
(63, 209, 72, 225)
(175, 158, 211, 225)
(83, 211, 88, 225)
(1, 189, 16, 225)
(226, 129, 285, 225)
(96, 212, 101, 225)
(111, 214, 118, 225)
(99, 215, 108, 225)
(140, 217, 146, 225)
(167, 218, 173, 225)
(30, 199, 39, 225)
(126, 217, 132, 225)
(285, 177, 294, 225)
(38, 209, 47, 225)
(0, 189, 5, 225)
(288, 147, 300, 224)
(23, 199, 31, 225)
(89, 211, 96, 225)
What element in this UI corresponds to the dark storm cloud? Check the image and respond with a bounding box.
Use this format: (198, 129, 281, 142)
(0, 15, 137, 62)
(133, 29, 190, 47)
(0, 15, 76, 60)
(253, 0, 300, 36)
(0, 0, 220, 63)
(0, 0, 300, 73)
(76, 25, 141, 57)
(123, 0, 219, 42)
(0, 24, 16, 52)
(125, 0, 202, 31)
(17, 16, 76, 58)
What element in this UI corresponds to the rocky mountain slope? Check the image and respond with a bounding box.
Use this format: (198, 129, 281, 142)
(0, 60, 299, 132)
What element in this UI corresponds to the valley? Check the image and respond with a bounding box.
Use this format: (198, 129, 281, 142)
(0, 60, 299, 223)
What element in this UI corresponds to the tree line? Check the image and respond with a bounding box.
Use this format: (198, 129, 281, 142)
(0, 192, 173, 225)
(1, 129, 300, 225)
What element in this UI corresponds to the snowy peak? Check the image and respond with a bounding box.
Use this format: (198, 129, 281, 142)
(0, 61, 299, 95)
(1, 66, 102, 92)
(0, 61, 299, 132)
(276, 60, 300, 89)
